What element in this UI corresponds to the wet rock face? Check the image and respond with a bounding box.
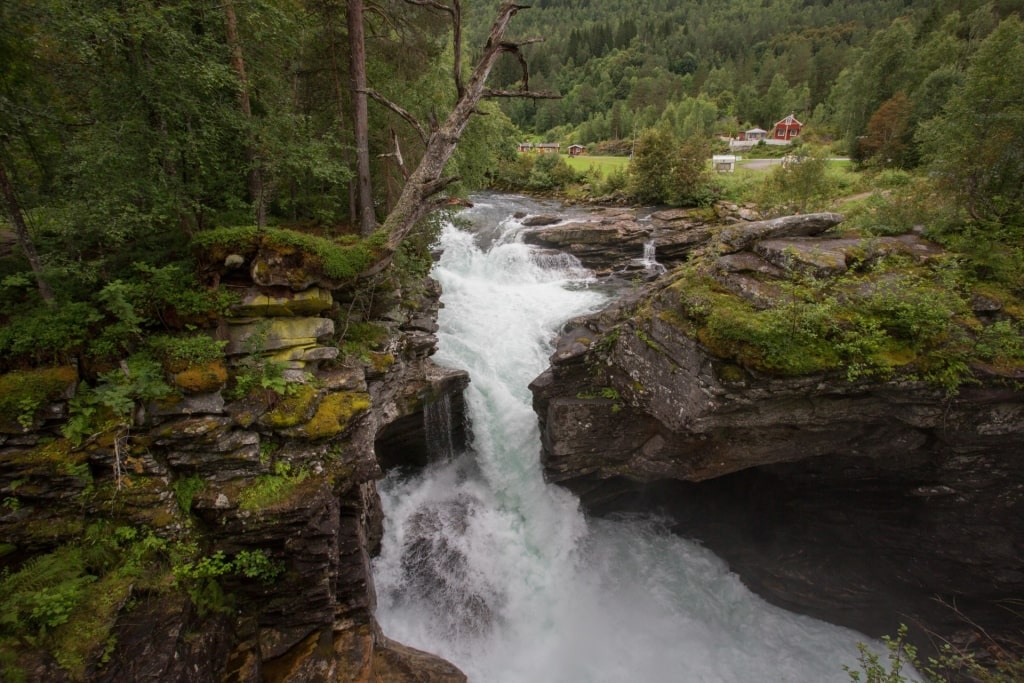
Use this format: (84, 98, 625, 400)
(529, 218, 1024, 654)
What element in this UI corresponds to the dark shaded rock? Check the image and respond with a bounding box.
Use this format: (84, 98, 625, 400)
(375, 364, 470, 471)
(99, 596, 234, 683)
(522, 218, 651, 271)
(754, 234, 943, 276)
(714, 252, 784, 276)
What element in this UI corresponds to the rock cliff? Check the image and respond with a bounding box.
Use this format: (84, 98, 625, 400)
(0, 238, 467, 681)
(530, 212, 1024, 656)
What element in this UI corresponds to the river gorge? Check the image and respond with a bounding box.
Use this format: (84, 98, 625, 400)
(2, 192, 1020, 682)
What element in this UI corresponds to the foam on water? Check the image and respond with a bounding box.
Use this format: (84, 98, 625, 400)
(373, 196, 885, 682)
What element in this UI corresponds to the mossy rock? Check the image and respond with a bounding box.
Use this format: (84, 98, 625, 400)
(5, 437, 90, 473)
(193, 226, 387, 290)
(0, 366, 78, 433)
(231, 286, 335, 317)
(283, 391, 371, 440)
(172, 360, 229, 393)
(258, 385, 319, 430)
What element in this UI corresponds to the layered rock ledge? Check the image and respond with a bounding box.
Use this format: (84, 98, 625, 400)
(530, 213, 1024, 656)
(0, 238, 467, 681)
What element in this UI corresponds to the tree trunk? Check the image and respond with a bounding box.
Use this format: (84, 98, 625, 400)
(348, 0, 376, 237)
(224, 0, 266, 228)
(377, 2, 530, 253)
(0, 155, 54, 303)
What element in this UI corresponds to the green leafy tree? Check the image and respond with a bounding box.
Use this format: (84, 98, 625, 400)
(668, 135, 712, 206)
(918, 15, 1024, 229)
(628, 127, 675, 204)
(762, 147, 834, 213)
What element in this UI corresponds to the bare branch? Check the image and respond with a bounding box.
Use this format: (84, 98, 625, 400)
(379, 128, 408, 181)
(362, 88, 428, 144)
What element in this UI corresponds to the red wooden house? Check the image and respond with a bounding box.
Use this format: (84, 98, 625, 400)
(773, 114, 803, 141)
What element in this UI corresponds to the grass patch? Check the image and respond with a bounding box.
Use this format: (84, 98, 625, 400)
(237, 463, 309, 511)
(563, 154, 630, 179)
(664, 254, 991, 392)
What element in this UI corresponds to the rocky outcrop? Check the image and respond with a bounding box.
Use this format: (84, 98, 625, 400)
(0, 247, 466, 681)
(518, 202, 776, 277)
(530, 215, 1024, 655)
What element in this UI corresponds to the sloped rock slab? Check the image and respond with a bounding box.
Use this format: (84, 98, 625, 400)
(717, 212, 845, 253)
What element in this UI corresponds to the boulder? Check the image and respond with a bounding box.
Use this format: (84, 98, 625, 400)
(716, 212, 845, 253)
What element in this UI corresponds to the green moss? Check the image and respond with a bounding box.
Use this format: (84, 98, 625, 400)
(340, 322, 390, 358)
(300, 391, 371, 439)
(662, 259, 993, 389)
(191, 227, 387, 281)
(715, 363, 746, 383)
(635, 329, 664, 354)
(51, 573, 133, 680)
(238, 465, 310, 511)
(260, 384, 318, 429)
(172, 475, 206, 515)
(576, 387, 621, 400)
(0, 366, 77, 431)
(7, 438, 89, 473)
(369, 352, 395, 373)
(171, 360, 228, 393)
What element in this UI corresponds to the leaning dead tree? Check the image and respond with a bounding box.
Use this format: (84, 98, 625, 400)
(360, 0, 556, 273)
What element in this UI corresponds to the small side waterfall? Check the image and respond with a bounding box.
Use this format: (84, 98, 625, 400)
(424, 393, 456, 461)
(641, 238, 666, 274)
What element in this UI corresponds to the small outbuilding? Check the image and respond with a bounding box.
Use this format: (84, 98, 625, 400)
(712, 154, 737, 172)
(536, 143, 561, 154)
(568, 144, 585, 157)
(744, 127, 768, 141)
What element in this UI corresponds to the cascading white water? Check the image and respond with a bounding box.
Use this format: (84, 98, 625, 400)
(373, 194, 880, 682)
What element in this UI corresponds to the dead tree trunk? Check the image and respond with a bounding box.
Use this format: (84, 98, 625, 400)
(0, 153, 54, 303)
(360, 0, 556, 274)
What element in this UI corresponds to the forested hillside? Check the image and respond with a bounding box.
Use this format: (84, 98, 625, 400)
(482, 0, 1022, 157)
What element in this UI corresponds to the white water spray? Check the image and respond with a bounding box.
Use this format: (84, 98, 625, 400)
(373, 195, 877, 682)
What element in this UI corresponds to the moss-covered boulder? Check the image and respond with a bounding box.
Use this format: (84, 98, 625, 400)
(281, 391, 372, 440)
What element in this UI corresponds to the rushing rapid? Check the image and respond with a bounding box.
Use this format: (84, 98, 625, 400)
(372, 194, 878, 682)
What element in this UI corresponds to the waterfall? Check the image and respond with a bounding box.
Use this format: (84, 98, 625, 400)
(373, 194, 885, 682)
(424, 392, 456, 462)
(641, 238, 666, 274)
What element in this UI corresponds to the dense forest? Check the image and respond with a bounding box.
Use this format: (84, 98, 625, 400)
(0, 0, 528, 369)
(486, 0, 1023, 158)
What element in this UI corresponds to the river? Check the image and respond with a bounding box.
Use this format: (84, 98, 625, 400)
(372, 193, 880, 682)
